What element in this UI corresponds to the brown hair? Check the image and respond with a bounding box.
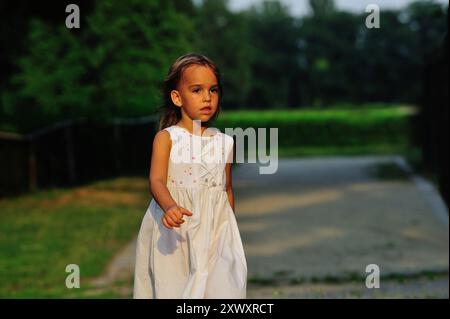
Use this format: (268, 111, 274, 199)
(157, 53, 223, 131)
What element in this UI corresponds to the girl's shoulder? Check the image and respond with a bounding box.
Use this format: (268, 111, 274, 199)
(160, 125, 179, 142)
(159, 125, 233, 148)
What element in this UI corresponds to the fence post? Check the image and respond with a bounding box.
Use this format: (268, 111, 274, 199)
(65, 124, 76, 185)
(114, 122, 122, 174)
(28, 141, 37, 192)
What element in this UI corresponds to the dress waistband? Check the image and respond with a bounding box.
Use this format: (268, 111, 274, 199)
(166, 185, 226, 191)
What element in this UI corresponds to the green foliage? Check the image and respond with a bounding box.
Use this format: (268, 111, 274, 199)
(309, 0, 336, 16)
(194, 0, 254, 109)
(244, 1, 302, 108)
(1, 0, 447, 133)
(85, 0, 195, 118)
(5, 19, 94, 130)
(216, 105, 415, 147)
(3, 0, 195, 132)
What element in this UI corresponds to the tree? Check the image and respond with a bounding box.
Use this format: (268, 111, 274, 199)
(194, 0, 253, 109)
(85, 0, 196, 118)
(4, 0, 197, 132)
(245, 0, 302, 108)
(5, 19, 93, 131)
(309, 0, 336, 17)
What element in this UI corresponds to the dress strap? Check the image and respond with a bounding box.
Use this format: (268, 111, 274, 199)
(162, 125, 180, 142)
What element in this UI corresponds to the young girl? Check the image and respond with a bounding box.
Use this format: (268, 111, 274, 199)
(133, 53, 247, 299)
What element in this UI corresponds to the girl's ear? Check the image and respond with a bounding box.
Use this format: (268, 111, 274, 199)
(170, 90, 182, 107)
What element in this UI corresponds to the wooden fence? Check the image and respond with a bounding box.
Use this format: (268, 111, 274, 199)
(0, 116, 159, 197)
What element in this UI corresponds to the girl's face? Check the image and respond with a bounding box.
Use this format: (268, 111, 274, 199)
(171, 64, 219, 123)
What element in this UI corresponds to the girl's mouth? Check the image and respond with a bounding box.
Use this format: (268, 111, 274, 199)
(200, 106, 212, 114)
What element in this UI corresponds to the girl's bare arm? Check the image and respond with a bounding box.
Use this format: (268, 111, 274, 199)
(149, 130, 178, 212)
(225, 140, 235, 212)
(225, 161, 235, 212)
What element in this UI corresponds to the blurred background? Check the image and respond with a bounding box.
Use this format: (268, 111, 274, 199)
(0, 0, 448, 298)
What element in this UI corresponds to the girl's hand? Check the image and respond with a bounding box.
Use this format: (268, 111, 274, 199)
(162, 204, 193, 229)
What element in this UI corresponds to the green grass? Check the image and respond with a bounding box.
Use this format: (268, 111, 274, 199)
(277, 143, 410, 158)
(219, 104, 417, 122)
(0, 177, 149, 298)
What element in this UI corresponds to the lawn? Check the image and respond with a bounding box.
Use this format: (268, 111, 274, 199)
(0, 177, 149, 298)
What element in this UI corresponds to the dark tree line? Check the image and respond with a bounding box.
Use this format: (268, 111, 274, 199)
(0, 0, 447, 133)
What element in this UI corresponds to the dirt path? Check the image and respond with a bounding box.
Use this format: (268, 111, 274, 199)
(90, 155, 449, 298)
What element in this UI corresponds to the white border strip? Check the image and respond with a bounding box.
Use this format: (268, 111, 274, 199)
(394, 156, 449, 225)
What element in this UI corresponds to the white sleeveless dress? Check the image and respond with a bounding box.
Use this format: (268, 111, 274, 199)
(133, 125, 247, 299)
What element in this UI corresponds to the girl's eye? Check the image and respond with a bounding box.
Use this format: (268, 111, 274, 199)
(192, 88, 218, 93)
